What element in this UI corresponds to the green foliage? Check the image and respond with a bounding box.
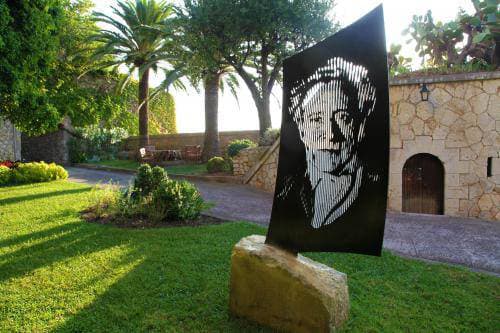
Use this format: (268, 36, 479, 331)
(68, 126, 129, 163)
(90, 0, 176, 140)
(0, 0, 116, 135)
(388, 44, 413, 77)
(89, 164, 207, 223)
(68, 137, 87, 163)
(403, 1, 499, 68)
(0, 0, 65, 134)
(151, 179, 206, 221)
(190, 0, 337, 134)
(148, 90, 177, 135)
(132, 164, 168, 198)
(227, 139, 257, 158)
(0, 162, 68, 185)
(259, 128, 280, 146)
(88, 183, 122, 218)
(206, 157, 228, 173)
(0, 166, 10, 184)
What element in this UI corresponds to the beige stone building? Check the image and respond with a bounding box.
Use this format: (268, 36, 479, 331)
(234, 71, 500, 221)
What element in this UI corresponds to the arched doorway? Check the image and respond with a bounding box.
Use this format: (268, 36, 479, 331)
(402, 153, 444, 215)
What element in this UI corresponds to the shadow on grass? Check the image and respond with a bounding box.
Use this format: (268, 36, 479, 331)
(51, 224, 271, 333)
(0, 187, 91, 206)
(0, 215, 126, 284)
(1, 213, 269, 332)
(0, 217, 82, 249)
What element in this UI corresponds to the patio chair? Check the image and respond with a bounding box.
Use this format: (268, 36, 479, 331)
(182, 145, 202, 162)
(139, 147, 155, 164)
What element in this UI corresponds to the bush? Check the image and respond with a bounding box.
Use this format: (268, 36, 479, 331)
(132, 164, 168, 198)
(206, 157, 229, 173)
(227, 139, 257, 158)
(68, 137, 87, 163)
(68, 125, 128, 163)
(87, 165, 207, 224)
(151, 179, 206, 221)
(0, 166, 11, 184)
(87, 184, 121, 218)
(259, 128, 280, 146)
(0, 162, 68, 185)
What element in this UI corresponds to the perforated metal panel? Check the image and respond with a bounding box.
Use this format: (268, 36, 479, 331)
(266, 6, 390, 255)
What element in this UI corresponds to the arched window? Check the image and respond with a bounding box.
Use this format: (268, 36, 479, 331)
(402, 153, 444, 215)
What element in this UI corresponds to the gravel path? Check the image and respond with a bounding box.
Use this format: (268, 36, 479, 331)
(67, 167, 500, 274)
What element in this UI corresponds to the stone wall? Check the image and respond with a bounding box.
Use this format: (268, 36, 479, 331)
(21, 128, 72, 165)
(123, 130, 260, 153)
(246, 144, 279, 193)
(388, 72, 499, 221)
(239, 72, 500, 221)
(233, 146, 269, 176)
(0, 120, 21, 161)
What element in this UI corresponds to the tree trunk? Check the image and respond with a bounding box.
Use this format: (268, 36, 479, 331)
(138, 67, 150, 148)
(258, 49, 272, 139)
(257, 93, 272, 139)
(202, 72, 221, 161)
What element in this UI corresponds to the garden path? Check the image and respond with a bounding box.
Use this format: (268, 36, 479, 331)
(67, 167, 500, 275)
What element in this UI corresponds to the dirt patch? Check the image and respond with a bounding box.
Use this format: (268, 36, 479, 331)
(81, 208, 228, 229)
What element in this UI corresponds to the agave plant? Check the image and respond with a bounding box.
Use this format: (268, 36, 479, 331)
(90, 0, 174, 147)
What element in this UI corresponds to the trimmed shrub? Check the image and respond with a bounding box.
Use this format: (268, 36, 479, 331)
(151, 179, 206, 221)
(132, 164, 168, 197)
(206, 157, 228, 173)
(227, 139, 257, 158)
(1, 162, 68, 185)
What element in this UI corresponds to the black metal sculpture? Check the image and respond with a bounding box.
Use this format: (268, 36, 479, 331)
(266, 5, 389, 255)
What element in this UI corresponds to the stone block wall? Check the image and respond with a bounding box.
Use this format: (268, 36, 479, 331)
(240, 72, 499, 221)
(388, 73, 499, 221)
(21, 129, 71, 165)
(123, 130, 260, 153)
(0, 120, 21, 161)
(233, 146, 269, 176)
(246, 146, 279, 193)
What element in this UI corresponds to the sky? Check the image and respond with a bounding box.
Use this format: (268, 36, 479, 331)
(91, 0, 475, 133)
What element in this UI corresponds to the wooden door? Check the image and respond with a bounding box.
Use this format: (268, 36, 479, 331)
(402, 154, 444, 215)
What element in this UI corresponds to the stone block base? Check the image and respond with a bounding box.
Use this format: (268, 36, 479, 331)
(229, 235, 349, 332)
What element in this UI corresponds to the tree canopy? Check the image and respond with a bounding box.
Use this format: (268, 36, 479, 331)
(180, 0, 337, 137)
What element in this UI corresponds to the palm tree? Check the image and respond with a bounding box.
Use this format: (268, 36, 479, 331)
(161, 1, 240, 162)
(90, 0, 173, 147)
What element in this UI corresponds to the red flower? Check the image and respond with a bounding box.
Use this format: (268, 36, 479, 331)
(0, 160, 15, 169)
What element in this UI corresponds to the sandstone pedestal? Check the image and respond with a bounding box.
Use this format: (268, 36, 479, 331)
(229, 235, 349, 333)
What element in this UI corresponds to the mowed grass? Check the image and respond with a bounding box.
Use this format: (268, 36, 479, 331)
(0, 182, 498, 332)
(89, 159, 207, 175)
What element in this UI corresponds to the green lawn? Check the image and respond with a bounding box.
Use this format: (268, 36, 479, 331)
(0, 182, 498, 332)
(88, 159, 207, 175)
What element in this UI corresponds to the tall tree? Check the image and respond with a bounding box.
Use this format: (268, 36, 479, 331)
(204, 0, 336, 138)
(159, 0, 239, 161)
(90, 0, 173, 147)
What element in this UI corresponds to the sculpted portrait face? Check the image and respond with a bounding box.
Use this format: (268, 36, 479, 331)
(289, 57, 377, 228)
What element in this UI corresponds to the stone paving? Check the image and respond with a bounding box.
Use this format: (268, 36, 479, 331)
(67, 167, 500, 274)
